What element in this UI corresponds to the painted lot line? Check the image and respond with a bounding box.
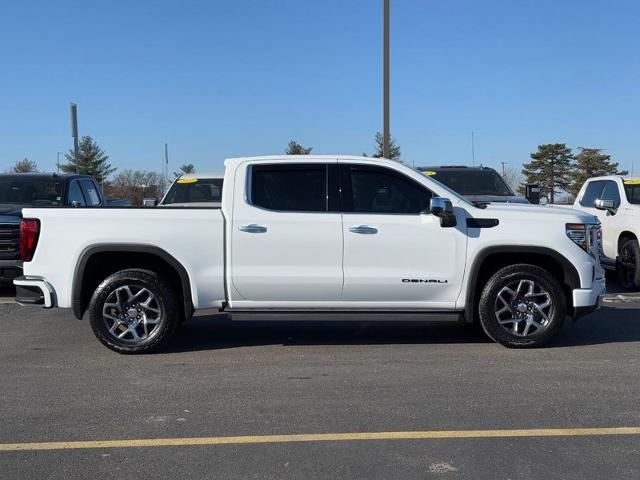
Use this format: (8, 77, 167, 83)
(2, 427, 640, 452)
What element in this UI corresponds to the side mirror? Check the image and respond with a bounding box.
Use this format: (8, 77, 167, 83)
(429, 197, 457, 228)
(595, 199, 615, 213)
(143, 197, 158, 207)
(525, 184, 540, 204)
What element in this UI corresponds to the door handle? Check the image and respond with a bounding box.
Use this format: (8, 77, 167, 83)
(349, 225, 378, 235)
(239, 224, 268, 233)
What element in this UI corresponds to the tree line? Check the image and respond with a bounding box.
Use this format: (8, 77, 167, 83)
(520, 143, 627, 203)
(9, 135, 625, 206)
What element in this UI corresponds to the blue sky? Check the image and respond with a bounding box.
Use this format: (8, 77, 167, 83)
(1, 0, 639, 175)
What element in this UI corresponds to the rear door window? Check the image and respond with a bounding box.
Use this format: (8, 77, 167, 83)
(250, 164, 328, 212)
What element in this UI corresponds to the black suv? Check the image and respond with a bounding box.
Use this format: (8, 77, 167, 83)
(417, 165, 530, 205)
(0, 173, 104, 281)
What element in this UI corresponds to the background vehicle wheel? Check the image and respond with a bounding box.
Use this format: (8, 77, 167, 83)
(617, 239, 640, 291)
(478, 264, 566, 348)
(88, 269, 179, 354)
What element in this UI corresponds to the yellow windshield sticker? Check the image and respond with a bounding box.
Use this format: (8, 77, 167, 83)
(176, 178, 198, 184)
(624, 179, 640, 185)
(422, 171, 437, 176)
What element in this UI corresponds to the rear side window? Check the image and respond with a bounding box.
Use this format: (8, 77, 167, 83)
(67, 181, 85, 206)
(251, 164, 327, 212)
(600, 181, 621, 208)
(579, 181, 605, 207)
(80, 180, 101, 206)
(342, 164, 432, 214)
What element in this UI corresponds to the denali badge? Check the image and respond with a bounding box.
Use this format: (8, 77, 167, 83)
(402, 279, 448, 284)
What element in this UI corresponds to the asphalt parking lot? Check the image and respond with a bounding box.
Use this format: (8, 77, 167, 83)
(1, 279, 640, 480)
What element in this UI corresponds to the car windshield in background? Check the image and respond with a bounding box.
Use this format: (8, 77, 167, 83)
(163, 178, 223, 204)
(624, 182, 640, 204)
(430, 170, 513, 196)
(0, 178, 63, 206)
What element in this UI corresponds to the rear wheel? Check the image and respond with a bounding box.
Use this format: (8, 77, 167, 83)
(478, 264, 566, 348)
(88, 269, 179, 354)
(617, 239, 640, 291)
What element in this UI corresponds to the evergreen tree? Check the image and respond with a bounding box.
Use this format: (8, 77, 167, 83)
(10, 158, 38, 173)
(285, 140, 313, 155)
(173, 163, 196, 178)
(568, 148, 628, 197)
(61, 136, 116, 182)
(369, 132, 401, 161)
(522, 143, 574, 204)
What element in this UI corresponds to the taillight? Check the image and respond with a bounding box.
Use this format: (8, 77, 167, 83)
(19, 219, 40, 262)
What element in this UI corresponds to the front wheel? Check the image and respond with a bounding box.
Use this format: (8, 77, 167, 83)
(617, 239, 640, 291)
(88, 269, 179, 354)
(478, 264, 566, 348)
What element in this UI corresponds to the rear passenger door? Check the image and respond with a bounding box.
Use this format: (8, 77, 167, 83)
(229, 161, 343, 307)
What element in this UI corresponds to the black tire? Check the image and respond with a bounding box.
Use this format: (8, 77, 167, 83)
(88, 269, 179, 354)
(617, 239, 640, 291)
(478, 264, 566, 348)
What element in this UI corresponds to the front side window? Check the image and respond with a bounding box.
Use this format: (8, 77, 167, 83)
(67, 181, 85, 206)
(600, 181, 621, 208)
(342, 164, 432, 214)
(80, 180, 102, 206)
(251, 164, 327, 212)
(580, 181, 605, 207)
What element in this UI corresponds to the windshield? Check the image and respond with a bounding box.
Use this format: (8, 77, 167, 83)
(425, 169, 514, 196)
(0, 177, 63, 206)
(624, 182, 640, 204)
(163, 178, 223, 204)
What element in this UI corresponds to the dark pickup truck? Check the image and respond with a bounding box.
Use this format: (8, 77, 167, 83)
(0, 173, 106, 282)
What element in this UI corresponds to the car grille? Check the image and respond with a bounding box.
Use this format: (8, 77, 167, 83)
(0, 223, 20, 260)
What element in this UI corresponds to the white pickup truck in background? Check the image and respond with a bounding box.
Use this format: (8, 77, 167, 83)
(573, 176, 640, 290)
(15, 155, 605, 353)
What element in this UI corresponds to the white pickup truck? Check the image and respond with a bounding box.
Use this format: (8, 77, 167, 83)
(573, 175, 640, 290)
(14, 155, 605, 353)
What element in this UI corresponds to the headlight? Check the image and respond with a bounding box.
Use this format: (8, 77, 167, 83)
(566, 223, 601, 257)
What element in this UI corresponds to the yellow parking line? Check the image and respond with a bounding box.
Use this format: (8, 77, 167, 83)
(2, 427, 640, 452)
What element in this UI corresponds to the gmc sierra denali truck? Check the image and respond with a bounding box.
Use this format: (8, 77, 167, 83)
(14, 156, 605, 353)
(573, 175, 640, 290)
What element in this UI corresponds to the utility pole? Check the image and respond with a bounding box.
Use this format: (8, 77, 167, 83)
(501, 162, 507, 176)
(383, 0, 390, 159)
(56, 152, 64, 173)
(70, 103, 79, 174)
(471, 131, 476, 166)
(163, 143, 169, 194)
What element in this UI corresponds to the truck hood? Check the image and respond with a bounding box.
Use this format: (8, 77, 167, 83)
(479, 202, 599, 224)
(465, 194, 529, 204)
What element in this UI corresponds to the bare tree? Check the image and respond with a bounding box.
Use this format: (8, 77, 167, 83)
(104, 170, 163, 206)
(501, 165, 523, 193)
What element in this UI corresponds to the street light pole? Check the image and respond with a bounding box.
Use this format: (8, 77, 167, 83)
(383, 0, 390, 159)
(70, 103, 79, 174)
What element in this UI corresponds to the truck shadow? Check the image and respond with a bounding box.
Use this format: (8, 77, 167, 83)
(164, 306, 640, 353)
(165, 305, 640, 352)
(167, 316, 490, 353)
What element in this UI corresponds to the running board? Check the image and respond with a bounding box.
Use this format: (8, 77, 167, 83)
(226, 310, 463, 322)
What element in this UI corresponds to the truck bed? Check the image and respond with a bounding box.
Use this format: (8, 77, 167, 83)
(21, 207, 226, 310)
